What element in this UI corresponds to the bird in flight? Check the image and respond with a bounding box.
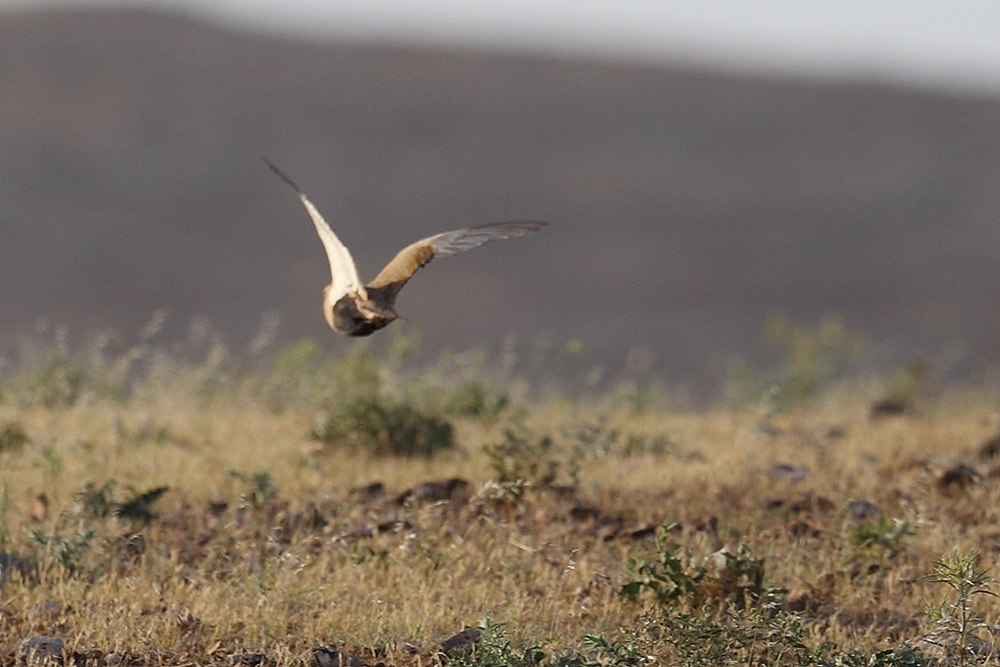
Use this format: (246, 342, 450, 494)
(264, 159, 547, 336)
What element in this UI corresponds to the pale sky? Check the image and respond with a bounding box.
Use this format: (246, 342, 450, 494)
(3, 0, 1000, 96)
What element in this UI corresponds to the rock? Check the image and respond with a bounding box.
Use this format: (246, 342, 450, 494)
(0, 552, 26, 581)
(440, 628, 482, 656)
(848, 500, 878, 519)
(207, 501, 229, 516)
(30, 494, 49, 522)
(767, 463, 808, 483)
(789, 493, 835, 513)
(690, 516, 718, 536)
(978, 434, 1000, 460)
(230, 653, 266, 666)
(870, 399, 908, 419)
(626, 525, 658, 540)
(756, 422, 782, 438)
(349, 482, 385, 500)
(788, 519, 822, 539)
(313, 647, 365, 667)
(17, 636, 64, 666)
(32, 602, 59, 616)
(935, 464, 980, 492)
(70, 649, 103, 666)
(394, 478, 470, 505)
(568, 505, 600, 521)
(376, 518, 412, 533)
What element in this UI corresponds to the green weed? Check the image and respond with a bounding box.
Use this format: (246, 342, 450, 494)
(926, 552, 997, 667)
(620, 524, 706, 606)
(311, 394, 454, 457)
(30, 527, 96, 577)
(765, 314, 863, 409)
(446, 381, 510, 421)
(228, 469, 279, 505)
(484, 424, 575, 490)
(849, 518, 913, 557)
(0, 420, 30, 452)
(447, 619, 545, 667)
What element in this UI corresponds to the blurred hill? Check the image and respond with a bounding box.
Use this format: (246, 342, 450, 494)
(3, 7, 1000, 392)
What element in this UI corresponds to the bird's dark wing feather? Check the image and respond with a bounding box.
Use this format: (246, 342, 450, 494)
(366, 221, 546, 306)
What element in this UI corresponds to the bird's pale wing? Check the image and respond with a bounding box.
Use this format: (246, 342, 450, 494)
(367, 220, 546, 305)
(264, 159, 366, 302)
(297, 194, 367, 301)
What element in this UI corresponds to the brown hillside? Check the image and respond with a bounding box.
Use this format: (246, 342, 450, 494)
(2, 7, 1000, 390)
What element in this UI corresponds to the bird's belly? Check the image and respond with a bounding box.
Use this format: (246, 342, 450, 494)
(332, 295, 394, 337)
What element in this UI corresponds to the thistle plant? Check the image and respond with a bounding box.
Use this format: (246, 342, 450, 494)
(927, 552, 997, 667)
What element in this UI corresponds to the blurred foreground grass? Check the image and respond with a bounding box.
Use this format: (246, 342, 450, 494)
(1, 319, 999, 666)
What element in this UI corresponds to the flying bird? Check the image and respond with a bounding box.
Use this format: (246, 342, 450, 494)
(264, 159, 547, 336)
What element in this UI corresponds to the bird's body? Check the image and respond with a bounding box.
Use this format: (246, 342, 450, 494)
(264, 159, 546, 336)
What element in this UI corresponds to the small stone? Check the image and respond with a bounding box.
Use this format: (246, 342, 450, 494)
(569, 505, 600, 521)
(936, 464, 980, 491)
(104, 653, 123, 666)
(767, 463, 808, 483)
(979, 434, 1000, 460)
(230, 653, 266, 666)
(788, 519, 822, 538)
(690, 516, 718, 535)
(70, 649, 103, 666)
(349, 482, 385, 500)
(30, 494, 49, 522)
(441, 628, 482, 656)
(848, 500, 878, 519)
(756, 422, 782, 438)
(313, 647, 365, 667)
(17, 636, 64, 666)
(789, 493, 835, 513)
(394, 478, 470, 505)
(32, 602, 59, 616)
(870, 399, 908, 419)
(0, 552, 26, 581)
(627, 525, 658, 540)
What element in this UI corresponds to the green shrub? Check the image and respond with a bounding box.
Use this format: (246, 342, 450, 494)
(621, 526, 783, 612)
(447, 619, 545, 667)
(849, 517, 913, 556)
(620, 524, 706, 606)
(227, 469, 279, 505)
(31, 355, 86, 407)
(484, 424, 576, 490)
(764, 314, 863, 409)
(446, 381, 510, 421)
(73, 480, 170, 524)
(926, 552, 996, 667)
(311, 394, 454, 457)
(878, 358, 930, 411)
(30, 528, 96, 577)
(0, 421, 30, 452)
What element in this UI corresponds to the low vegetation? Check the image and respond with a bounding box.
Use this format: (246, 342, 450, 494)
(0, 318, 999, 666)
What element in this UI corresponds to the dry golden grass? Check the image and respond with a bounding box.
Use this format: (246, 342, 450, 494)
(1, 332, 1000, 666)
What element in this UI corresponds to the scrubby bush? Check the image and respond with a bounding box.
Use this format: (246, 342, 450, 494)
(484, 423, 577, 490)
(0, 420, 30, 452)
(446, 380, 510, 421)
(311, 394, 455, 457)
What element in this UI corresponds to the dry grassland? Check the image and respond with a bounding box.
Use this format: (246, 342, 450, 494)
(1, 329, 999, 666)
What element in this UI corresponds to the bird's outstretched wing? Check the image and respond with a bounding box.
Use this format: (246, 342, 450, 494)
(367, 220, 547, 305)
(263, 158, 367, 302)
